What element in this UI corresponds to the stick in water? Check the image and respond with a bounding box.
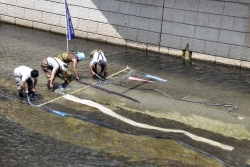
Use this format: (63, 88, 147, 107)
(95, 74, 105, 81)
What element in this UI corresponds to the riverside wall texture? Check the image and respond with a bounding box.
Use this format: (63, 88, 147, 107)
(1, 0, 250, 68)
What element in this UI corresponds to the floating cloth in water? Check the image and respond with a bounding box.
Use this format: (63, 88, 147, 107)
(128, 77, 155, 83)
(63, 94, 233, 151)
(27, 93, 233, 151)
(144, 74, 167, 82)
(52, 110, 67, 117)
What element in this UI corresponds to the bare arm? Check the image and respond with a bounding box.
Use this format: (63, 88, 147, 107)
(49, 72, 55, 88)
(61, 70, 67, 82)
(101, 65, 107, 77)
(32, 78, 38, 91)
(72, 59, 79, 80)
(89, 63, 96, 75)
(21, 80, 28, 93)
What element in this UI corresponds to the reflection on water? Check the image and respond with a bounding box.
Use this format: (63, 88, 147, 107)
(0, 22, 250, 166)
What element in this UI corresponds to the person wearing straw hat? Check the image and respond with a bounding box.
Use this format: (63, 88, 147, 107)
(41, 57, 68, 89)
(13, 66, 39, 98)
(89, 49, 108, 77)
(57, 51, 85, 80)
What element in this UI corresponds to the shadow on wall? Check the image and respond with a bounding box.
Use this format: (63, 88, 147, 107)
(73, 0, 165, 50)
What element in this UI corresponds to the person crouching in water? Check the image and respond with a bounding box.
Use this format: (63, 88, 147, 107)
(57, 51, 85, 81)
(13, 66, 39, 98)
(41, 57, 68, 89)
(89, 50, 108, 77)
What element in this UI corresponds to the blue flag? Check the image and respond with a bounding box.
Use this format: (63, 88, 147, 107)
(65, 0, 75, 40)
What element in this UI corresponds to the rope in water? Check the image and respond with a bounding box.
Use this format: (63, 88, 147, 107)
(112, 66, 242, 119)
(37, 66, 130, 107)
(97, 80, 241, 119)
(0, 89, 232, 166)
(110, 82, 237, 109)
(63, 94, 233, 150)
(74, 79, 139, 103)
(0, 65, 236, 166)
(25, 93, 231, 167)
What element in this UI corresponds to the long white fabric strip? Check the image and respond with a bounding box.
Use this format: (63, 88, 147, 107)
(63, 94, 234, 151)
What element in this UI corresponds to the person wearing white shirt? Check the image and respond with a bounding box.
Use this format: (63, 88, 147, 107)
(13, 66, 39, 97)
(41, 57, 68, 89)
(89, 49, 108, 77)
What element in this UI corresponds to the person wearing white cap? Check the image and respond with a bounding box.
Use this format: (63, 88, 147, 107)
(41, 57, 68, 89)
(89, 49, 108, 77)
(57, 51, 85, 80)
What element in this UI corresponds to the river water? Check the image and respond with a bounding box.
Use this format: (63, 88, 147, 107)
(0, 22, 250, 167)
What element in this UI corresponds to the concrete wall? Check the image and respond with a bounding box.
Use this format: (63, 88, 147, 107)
(1, 0, 250, 68)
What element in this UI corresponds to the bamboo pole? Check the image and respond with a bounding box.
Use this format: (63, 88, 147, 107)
(37, 66, 130, 107)
(37, 96, 65, 107)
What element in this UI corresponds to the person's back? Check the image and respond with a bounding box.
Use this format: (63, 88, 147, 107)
(56, 52, 85, 80)
(57, 52, 76, 64)
(14, 66, 33, 81)
(90, 51, 107, 66)
(41, 57, 68, 89)
(13, 65, 39, 97)
(47, 57, 65, 73)
(89, 50, 108, 77)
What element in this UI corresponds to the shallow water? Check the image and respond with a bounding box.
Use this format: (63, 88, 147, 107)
(0, 22, 250, 166)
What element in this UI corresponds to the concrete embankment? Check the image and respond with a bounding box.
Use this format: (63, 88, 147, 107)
(1, 0, 250, 68)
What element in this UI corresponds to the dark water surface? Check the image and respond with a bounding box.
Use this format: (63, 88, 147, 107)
(0, 22, 250, 166)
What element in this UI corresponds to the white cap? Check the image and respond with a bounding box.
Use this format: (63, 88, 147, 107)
(61, 64, 68, 72)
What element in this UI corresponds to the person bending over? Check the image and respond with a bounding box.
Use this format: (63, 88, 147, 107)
(13, 66, 39, 97)
(57, 51, 85, 80)
(89, 49, 108, 77)
(41, 57, 68, 89)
